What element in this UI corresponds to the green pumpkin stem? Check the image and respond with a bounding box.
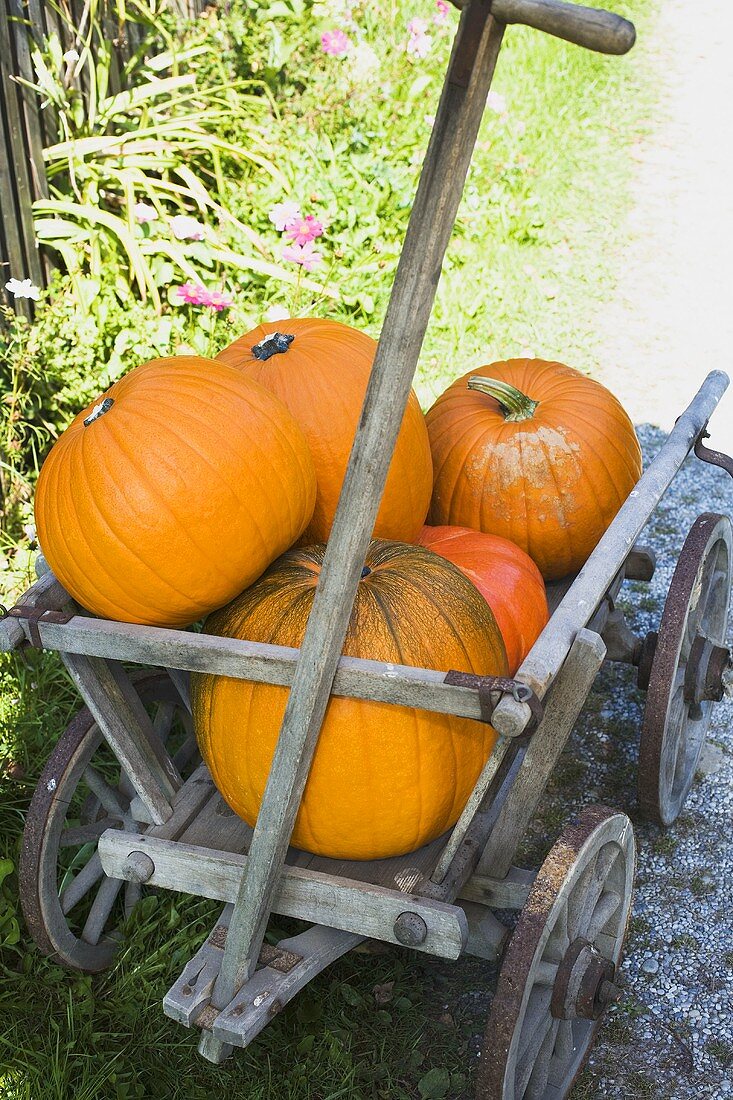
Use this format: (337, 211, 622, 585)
(83, 397, 114, 426)
(251, 332, 295, 360)
(467, 376, 539, 422)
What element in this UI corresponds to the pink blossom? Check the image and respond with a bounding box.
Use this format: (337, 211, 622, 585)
(206, 290, 234, 311)
(282, 241, 323, 272)
(284, 215, 324, 246)
(269, 200, 301, 232)
(407, 18, 432, 58)
(434, 0, 450, 25)
(170, 215, 205, 241)
(321, 28, 351, 56)
(133, 202, 158, 224)
(176, 283, 233, 310)
(176, 282, 210, 306)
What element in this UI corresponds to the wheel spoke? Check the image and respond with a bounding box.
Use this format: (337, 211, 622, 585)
(586, 890, 622, 941)
(553, 1019, 575, 1066)
(173, 733, 199, 772)
(124, 882, 142, 919)
(534, 960, 559, 986)
(567, 858, 597, 939)
(546, 904, 570, 961)
(83, 766, 128, 819)
(60, 819, 119, 848)
(518, 988, 553, 1063)
(81, 876, 123, 945)
(60, 851, 104, 914)
(153, 701, 176, 743)
(522, 1019, 559, 1100)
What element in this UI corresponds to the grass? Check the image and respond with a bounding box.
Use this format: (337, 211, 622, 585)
(0, 0, 661, 1096)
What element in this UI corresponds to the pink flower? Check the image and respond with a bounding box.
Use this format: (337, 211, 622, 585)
(321, 29, 350, 56)
(205, 290, 234, 312)
(269, 200, 301, 232)
(407, 18, 432, 58)
(133, 202, 158, 224)
(282, 241, 323, 272)
(170, 215, 205, 241)
(175, 283, 233, 309)
(434, 0, 450, 25)
(284, 215, 324, 246)
(176, 282, 210, 306)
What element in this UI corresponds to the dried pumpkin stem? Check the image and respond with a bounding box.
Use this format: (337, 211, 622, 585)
(83, 397, 114, 426)
(467, 376, 539, 422)
(251, 332, 295, 361)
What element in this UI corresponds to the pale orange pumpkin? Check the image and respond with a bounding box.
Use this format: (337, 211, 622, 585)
(419, 525, 549, 673)
(192, 539, 508, 860)
(426, 359, 642, 580)
(216, 318, 433, 544)
(34, 357, 316, 627)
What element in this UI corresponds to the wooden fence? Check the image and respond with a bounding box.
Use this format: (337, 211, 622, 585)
(0, 0, 203, 309)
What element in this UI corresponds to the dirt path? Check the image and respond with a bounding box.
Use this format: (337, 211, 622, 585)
(595, 0, 733, 453)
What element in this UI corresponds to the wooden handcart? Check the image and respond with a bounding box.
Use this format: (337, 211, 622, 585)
(4, 1, 733, 1095)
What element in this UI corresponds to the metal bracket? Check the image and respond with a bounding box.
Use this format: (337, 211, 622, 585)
(694, 430, 733, 479)
(3, 605, 74, 649)
(444, 670, 544, 730)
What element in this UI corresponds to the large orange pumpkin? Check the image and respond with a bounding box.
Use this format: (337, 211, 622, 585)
(35, 357, 316, 627)
(216, 318, 433, 544)
(192, 539, 508, 860)
(426, 359, 642, 580)
(419, 525, 549, 673)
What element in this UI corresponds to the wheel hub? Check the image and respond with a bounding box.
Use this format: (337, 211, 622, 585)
(551, 937, 621, 1021)
(684, 635, 732, 705)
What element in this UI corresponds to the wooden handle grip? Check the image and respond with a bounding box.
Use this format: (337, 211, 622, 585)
(452, 0, 636, 55)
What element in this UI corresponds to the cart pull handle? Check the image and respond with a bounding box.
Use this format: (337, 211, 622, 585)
(444, 670, 544, 730)
(451, 0, 636, 55)
(694, 430, 733, 480)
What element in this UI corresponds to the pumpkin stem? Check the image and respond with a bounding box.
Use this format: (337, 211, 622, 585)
(251, 332, 295, 360)
(467, 376, 539, 422)
(83, 397, 114, 426)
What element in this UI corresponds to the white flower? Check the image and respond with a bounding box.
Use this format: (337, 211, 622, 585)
(351, 43, 379, 81)
(486, 90, 507, 114)
(268, 201, 301, 232)
(5, 277, 40, 300)
(62, 48, 80, 64)
(134, 201, 158, 224)
(170, 215, 205, 241)
(264, 304, 290, 322)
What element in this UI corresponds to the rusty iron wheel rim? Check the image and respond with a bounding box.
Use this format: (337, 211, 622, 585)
(19, 671, 186, 972)
(638, 513, 732, 827)
(475, 804, 635, 1100)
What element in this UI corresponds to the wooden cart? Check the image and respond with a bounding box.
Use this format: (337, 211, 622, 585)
(4, 1, 733, 1095)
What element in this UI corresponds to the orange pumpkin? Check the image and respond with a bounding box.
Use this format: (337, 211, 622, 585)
(419, 525, 549, 673)
(192, 539, 508, 860)
(216, 318, 433, 544)
(426, 359, 642, 580)
(35, 357, 316, 627)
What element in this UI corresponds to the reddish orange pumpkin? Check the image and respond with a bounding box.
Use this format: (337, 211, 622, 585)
(419, 525, 549, 673)
(216, 318, 433, 544)
(35, 357, 316, 627)
(426, 359, 642, 580)
(192, 539, 508, 860)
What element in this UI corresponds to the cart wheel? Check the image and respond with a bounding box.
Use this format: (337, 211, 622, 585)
(638, 512, 732, 826)
(20, 670, 195, 972)
(476, 804, 635, 1100)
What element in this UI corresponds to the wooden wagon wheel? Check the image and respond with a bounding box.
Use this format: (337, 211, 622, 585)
(19, 670, 195, 972)
(638, 512, 732, 826)
(475, 804, 635, 1100)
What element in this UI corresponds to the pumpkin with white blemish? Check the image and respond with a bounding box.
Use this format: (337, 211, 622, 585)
(425, 359, 642, 580)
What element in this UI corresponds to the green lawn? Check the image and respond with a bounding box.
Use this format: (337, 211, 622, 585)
(1, 0, 657, 1096)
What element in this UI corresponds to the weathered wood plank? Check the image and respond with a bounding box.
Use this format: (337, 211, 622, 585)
(492, 371, 729, 738)
(62, 654, 177, 825)
(99, 832, 469, 960)
(478, 629, 607, 879)
(211, 1, 506, 1018)
(460, 866, 535, 909)
(25, 615, 498, 722)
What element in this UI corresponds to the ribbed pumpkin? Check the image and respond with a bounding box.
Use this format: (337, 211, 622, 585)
(35, 357, 316, 627)
(419, 525, 549, 673)
(216, 318, 433, 544)
(192, 539, 508, 860)
(426, 359, 642, 580)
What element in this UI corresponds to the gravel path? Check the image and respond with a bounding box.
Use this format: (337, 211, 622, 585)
(595, 0, 733, 454)
(563, 429, 733, 1099)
